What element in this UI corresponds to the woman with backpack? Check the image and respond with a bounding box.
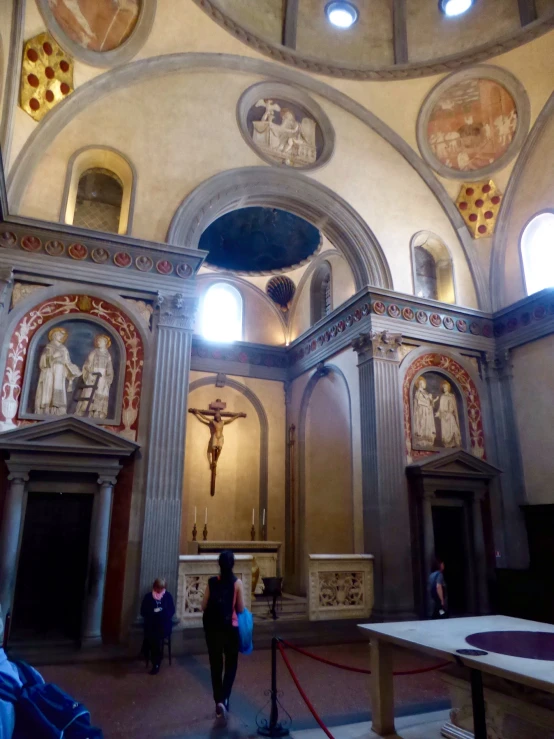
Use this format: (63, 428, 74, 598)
(201, 551, 245, 721)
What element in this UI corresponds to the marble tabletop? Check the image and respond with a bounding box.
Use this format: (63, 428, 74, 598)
(359, 615, 554, 694)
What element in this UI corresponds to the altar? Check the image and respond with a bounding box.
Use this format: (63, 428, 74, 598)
(187, 540, 282, 595)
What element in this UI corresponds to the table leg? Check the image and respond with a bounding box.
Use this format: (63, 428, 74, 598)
(370, 637, 399, 738)
(470, 669, 487, 739)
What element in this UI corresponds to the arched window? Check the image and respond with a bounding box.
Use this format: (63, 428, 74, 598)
(521, 212, 554, 296)
(411, 232, 455, 303)
(311, 261, 332, 324)
(63, 147, 135, 234)
(201, 283, 243, 342)
(73, 168, 123, 234)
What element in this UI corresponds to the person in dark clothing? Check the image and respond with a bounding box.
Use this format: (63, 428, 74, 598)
(428, 558, 448, 619)
(140, 577, 175, 675)
(202, 551, 245, 722)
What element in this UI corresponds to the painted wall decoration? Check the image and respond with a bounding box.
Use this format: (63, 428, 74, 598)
(0, 295, 143, 440)
(403, 353, 485, 464)
(46, 0, 140, 52)
(23, 320, 122, 422)
(411, 372, 466, 452)
(456, 180, 502, 239)
(20, 33, 73, 122)
(417, 67, 529, 180)
(237, 82, 335, 171)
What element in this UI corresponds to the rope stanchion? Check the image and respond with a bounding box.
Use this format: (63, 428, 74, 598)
(280, 639, 449, 676)
(277, 641, 336, 739)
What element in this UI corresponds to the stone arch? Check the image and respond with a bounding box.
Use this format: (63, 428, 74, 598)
(295, 363, 354, 592)
(168, 167, 392, 292)
(187, 375, 269, 529)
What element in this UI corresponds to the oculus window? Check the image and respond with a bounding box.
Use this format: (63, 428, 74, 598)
(521, 213, 554, 296)
(201, 284, 243, 343)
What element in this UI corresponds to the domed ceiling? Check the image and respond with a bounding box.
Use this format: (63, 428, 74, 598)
(194, 0, 554, 80)
(199, 207, 321, 273)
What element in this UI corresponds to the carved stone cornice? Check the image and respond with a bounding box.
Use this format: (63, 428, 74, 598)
(156, 293, 197, 330)
(352, 331, 403, 363)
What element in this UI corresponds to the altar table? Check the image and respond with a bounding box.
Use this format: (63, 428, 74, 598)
(359, 616, 554, 739)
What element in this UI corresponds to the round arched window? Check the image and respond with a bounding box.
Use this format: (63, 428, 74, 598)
(521, 213, 554, 296)
(201, 283, 243, 343)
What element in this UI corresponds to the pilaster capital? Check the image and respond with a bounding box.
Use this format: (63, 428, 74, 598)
(484, 348, 513, 380)
(98, 476, 118, 487)
(156, 293, 198, 330)
(314, 361, 329, 378)
(0, 267, 13, 310)
(352, 331, 403, 363)
(7, 472, 29, 483)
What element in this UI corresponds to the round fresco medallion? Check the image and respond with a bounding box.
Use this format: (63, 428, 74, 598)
(337, 320, 346, 332)
(534, 305, 546, 320)
(237, 82, 334, 171)
(114, 252, 132, 268)
(429, 313, 442, 327)
(330, 325, 338, 338)
(0, 232, 17, 248)
(521, 312, 531, 326)
(443, 316, 455, 330)
(470, 321, 481, 336)
(361, 303, 370, 316)
(325, 331, 330, 342)
(456, 319, 468, 333)
(318, 335, 324, 346)
(402, 307, 415, 321)
(345, 315, 353, 327)
(68, 242, 88, 260)
(156, 260, 173, 275)
(21, 235, 42, 252)
(388, 304, 401, 319)
(372, 301, 386, 315)
(482, 324, 493, 338)
(506, 317, 518, 332)
(417, 67, 530, 180)
(91, 247, 109, 264)
(494, 322, 505, 337)
(45, 239, 65, 256)
(135, 255, 153, 272)
(354, 309, 362, 322)
(416, 310, 428, 324)
(311, 340, 317, 351)
(176, 262, 193, 279)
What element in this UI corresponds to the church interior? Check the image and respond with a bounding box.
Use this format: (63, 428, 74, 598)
(1, 0, 554, 737)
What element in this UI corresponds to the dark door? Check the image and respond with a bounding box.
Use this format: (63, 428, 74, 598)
(432, 505, 468, 616)
(13, 492, 93, 641)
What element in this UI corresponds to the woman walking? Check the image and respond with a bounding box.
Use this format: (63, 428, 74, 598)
(140, 578, 175, 675)
(202, 551, 245, 721)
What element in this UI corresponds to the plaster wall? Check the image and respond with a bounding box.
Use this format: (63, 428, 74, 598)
(181, 372, 286, 550)
(511, 334, 554, 505)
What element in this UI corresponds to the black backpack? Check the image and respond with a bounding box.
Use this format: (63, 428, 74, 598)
(203, 576, 236, 630)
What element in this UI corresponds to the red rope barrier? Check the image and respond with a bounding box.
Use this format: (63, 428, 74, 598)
(278, 641, 336, 739)
(280, 639, 449, 676)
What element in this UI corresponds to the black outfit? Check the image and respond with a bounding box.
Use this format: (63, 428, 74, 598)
(203, 575, 240, 706)
(140, 591, 175, 669)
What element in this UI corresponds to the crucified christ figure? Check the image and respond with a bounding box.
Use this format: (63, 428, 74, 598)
(188, 399, 246, 496)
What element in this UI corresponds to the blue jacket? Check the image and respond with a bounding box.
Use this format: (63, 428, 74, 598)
(0, 648, 22, 739)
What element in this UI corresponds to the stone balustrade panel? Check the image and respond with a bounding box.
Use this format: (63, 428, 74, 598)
(308, 554, 374, 622)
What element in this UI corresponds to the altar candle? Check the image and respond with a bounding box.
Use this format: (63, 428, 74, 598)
(194, 507, 197, 524)
(263, 509, 266, 526)
(252, 508, 255, 525)
(205, 508, 208, 525)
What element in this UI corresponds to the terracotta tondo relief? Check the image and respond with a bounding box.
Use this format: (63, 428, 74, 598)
(47, 0, 140, 52)
(247, 98, 322, 168)
(426, 79, 517, 173)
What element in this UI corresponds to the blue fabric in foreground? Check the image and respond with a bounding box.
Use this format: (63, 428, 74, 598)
(237, 609, 254, 655)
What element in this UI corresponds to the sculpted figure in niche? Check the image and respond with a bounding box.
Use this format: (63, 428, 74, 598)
(76, 334, 114, 419)
(436, 381, 462, 448)
(413, 376, 438, 448)
(35, 327, 81, 415)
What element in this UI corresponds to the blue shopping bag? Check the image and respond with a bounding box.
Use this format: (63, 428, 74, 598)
(237, 609, 254, 655)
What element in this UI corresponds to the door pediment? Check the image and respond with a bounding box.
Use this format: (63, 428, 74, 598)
(406, 449, 501, 479)
(0, 416, 139, 456)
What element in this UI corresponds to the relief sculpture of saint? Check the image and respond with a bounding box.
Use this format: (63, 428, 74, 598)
(251, 99, 318, 167)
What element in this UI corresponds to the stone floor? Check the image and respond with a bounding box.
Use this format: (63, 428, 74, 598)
(35, 643, 450, 739)
(291, 709, 449, 739)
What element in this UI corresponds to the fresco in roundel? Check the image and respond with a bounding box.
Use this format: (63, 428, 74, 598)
(426, 79, 518, 173)
(47, 0, 140, 52)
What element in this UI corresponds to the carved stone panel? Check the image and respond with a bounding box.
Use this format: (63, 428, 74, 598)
(308, 555, 374, 622)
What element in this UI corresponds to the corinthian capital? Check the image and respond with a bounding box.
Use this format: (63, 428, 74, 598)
(157, 293, 198, 330)
(352, 331, 403, 362)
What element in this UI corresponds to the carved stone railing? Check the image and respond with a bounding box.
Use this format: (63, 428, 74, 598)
(308, 554, 374, 622)
(176, 554, 253, 628)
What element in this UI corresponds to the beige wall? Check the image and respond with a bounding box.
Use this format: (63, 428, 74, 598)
(182, 372, 286, 550)
(512, 335, 554, 504)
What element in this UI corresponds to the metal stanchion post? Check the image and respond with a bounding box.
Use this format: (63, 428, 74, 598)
(257, 638, 290, 737)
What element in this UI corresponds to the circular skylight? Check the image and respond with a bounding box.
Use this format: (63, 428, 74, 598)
(325, 2, 358, 29)
(440, 0, 474, 17)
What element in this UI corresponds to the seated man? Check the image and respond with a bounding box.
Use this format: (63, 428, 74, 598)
(0, 607, 22, 739)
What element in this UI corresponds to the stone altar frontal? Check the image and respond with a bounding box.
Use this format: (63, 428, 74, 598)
(309, 554, 374, 622)
(187, 541, 282, 595)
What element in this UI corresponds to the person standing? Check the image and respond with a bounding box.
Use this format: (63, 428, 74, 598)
(140, 578, 175, 675)
(202, 551, 245, 721)
(428, 559, 448, 619)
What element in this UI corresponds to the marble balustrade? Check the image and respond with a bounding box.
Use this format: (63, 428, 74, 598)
(308, 554, 374, 622)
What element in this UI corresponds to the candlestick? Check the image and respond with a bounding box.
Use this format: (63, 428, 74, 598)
(252, 508, 255, 525)
(263, 509, 266, 526)
(203, 523, 208, 541)
(250, 524, 256, 542)
(205, 507, 208, 525)
(192, 522, 197, 542)
(194, 506, 197, 524)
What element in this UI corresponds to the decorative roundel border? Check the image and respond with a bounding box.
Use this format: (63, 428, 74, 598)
(236, 81, 335, 172)
(416, 65, 530, 181)
(35, 0, 157, 68)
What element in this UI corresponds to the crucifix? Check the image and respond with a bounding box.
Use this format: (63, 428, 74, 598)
(188, 399, 247, 496)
